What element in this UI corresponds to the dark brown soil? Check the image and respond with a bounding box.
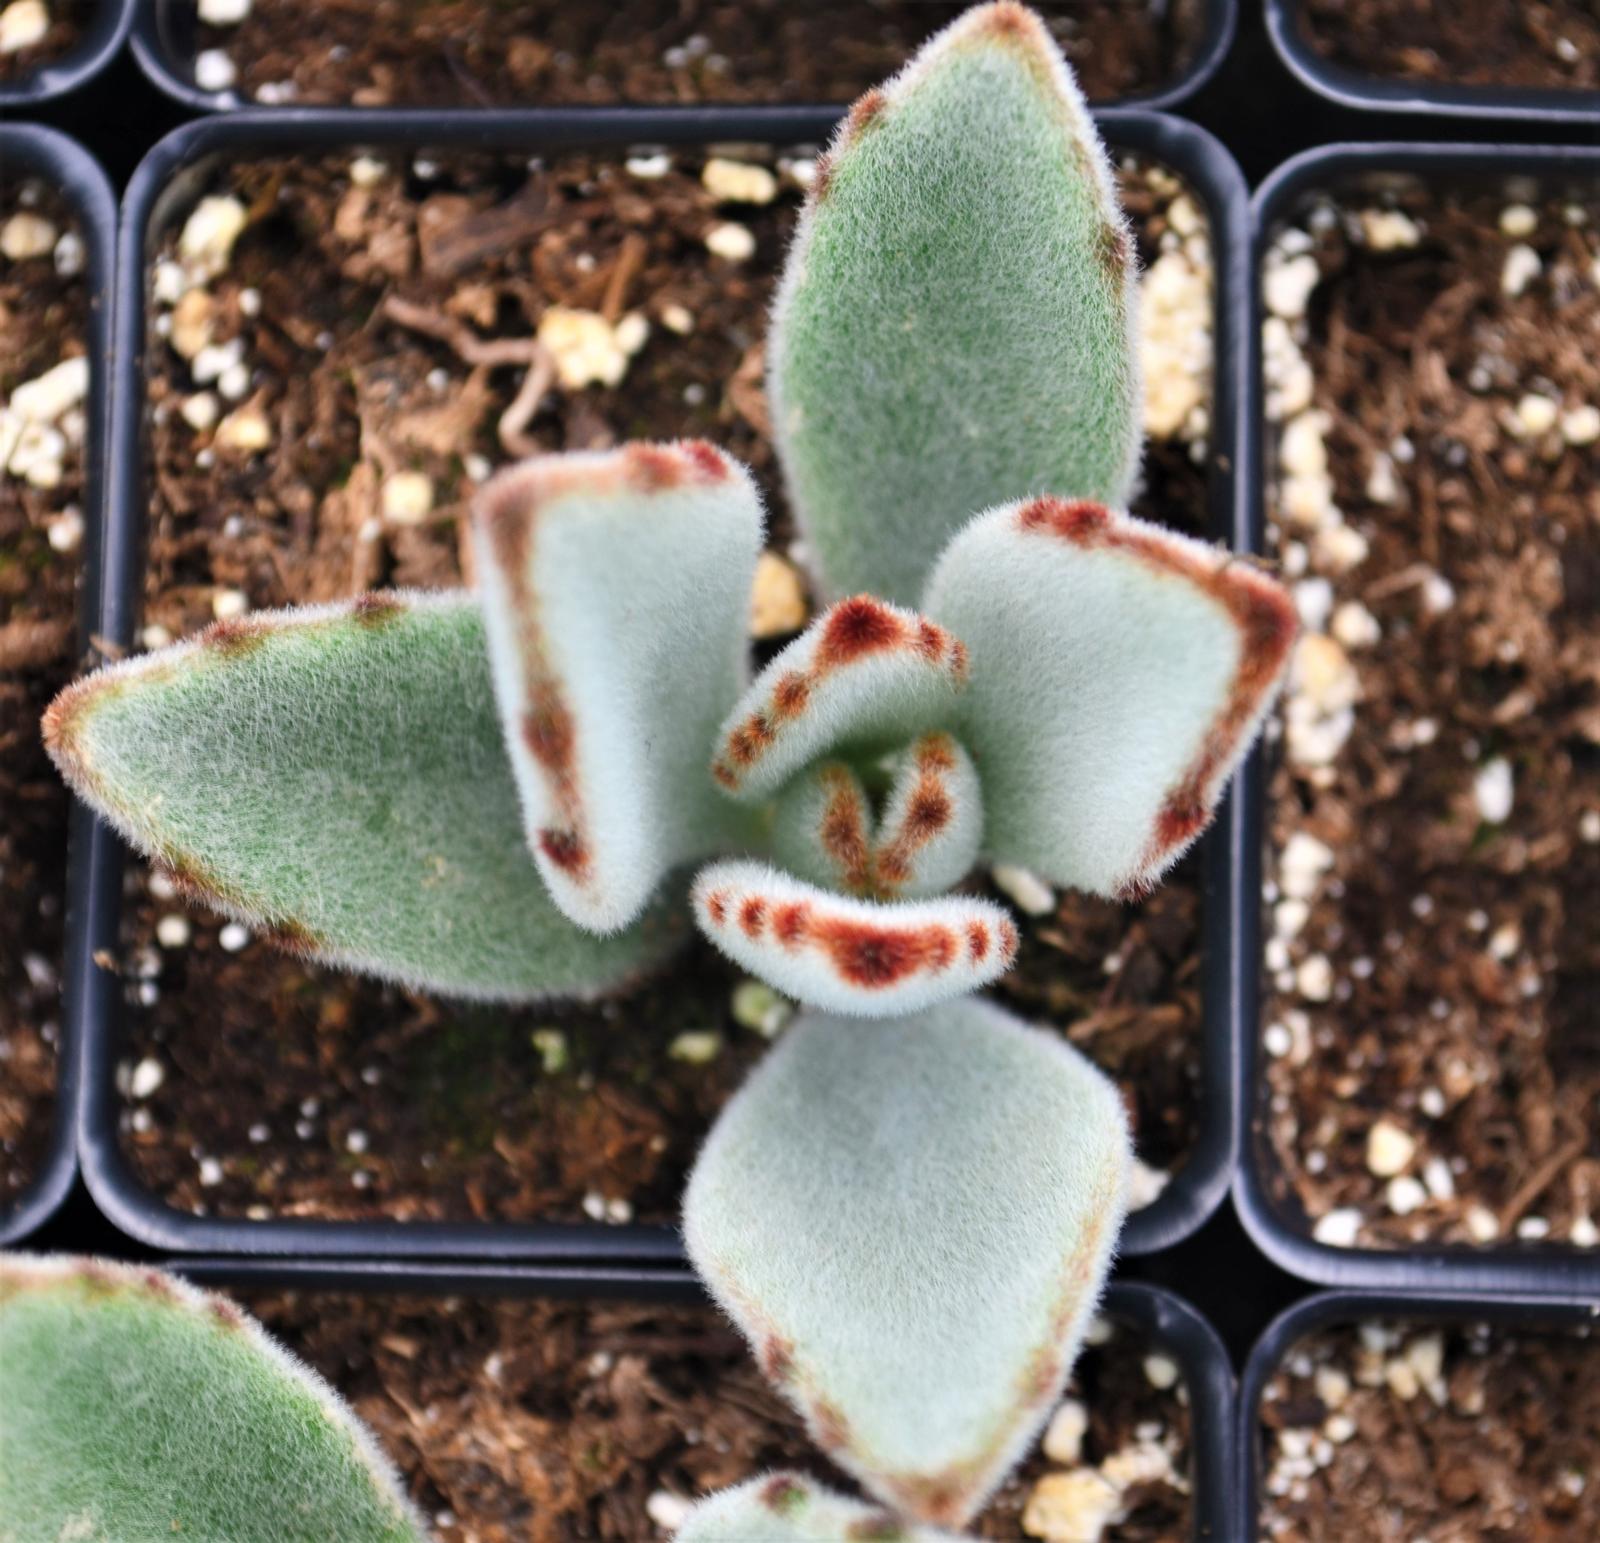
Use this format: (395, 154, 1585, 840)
(0, 187, 85, 1211)
(0, 0, 83, 82)
(1301, 0, 1600, 93)
(191, 0, 1205, 108)
(119, 146, 1211, 1229)
(1259, 1319, 1600, 1539)
(246, 1289, 1192, 1542)
(1260, 185, 1600, 1248)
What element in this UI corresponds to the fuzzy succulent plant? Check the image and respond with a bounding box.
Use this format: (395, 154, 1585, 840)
(41, 4, 1293, 1536)
(0, 1255, 427, 1541)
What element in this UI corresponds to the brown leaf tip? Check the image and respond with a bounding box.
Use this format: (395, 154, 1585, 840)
(816, 595, 909, 668)
(846, 87, 888, 142)
(202, 617, 269, 658)
(537, 827, 589, 876)
(706, 889, 730, 925)
(624, 438, 730, 491)
(351, 592, 408, 629)
(1018, 495, 1114, 543)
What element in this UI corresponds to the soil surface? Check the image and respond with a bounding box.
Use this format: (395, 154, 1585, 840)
(1301, 0, 1600, 94)
(119, 146, 1212, 1229)
(1260, 185, 1600, 1249)
(0, 187, 86, 1213)
(1259, 1318, 1600, 1539)
(0, 0, 83, 82)
(247, 1289, 1193, 1542)
(190, 0, 1206, 108)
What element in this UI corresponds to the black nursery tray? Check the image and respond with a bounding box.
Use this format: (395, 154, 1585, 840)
(0, 124, 116, 1246)
(70, 104, 1251, 1264)
(0, 0, 132, 107)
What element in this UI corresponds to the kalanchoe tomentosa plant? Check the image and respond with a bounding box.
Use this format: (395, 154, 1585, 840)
(42, 4, 1295, 1535)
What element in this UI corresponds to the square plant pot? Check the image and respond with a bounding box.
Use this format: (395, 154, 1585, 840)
(131, 0, 1237, 114)
(172, 1262, 1240, 1541)
(74, 104, 1251, 1264)
(1265, 0, 1600, 124)
(0, 125, 115, 1245)
(0, 0, 133, 107)
(1236, 141, 1600, 1296)
(1242, 1289, 1600, 1536)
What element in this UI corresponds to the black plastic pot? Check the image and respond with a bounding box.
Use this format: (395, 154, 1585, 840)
(172, 1264, 1239, 1542)
(1265, 0, 1600, 124)
(1236, 140, 1600, 1297)
(75, 104, 1249, 1263)
(0, 0, 133, 108)
(0, 125, 115, 1246)
(1240, 1288, 1600, 1532)
(131, 0, 1238, 116)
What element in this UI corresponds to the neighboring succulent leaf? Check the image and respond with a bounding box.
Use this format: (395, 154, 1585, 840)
(676, 1473, 965, 1542)
(769, 733, 983, 899)
(44, 593, 681, 1001)
(0, 1255, 427, 1542)
(923, 497, 1297, 898)
(692, 860, 1016, 1017)
(684, 1000, 1131, 1527)
(711, 596, 968, 801)
(767, 1, 1140, 605)
(474, 442, 764, 933)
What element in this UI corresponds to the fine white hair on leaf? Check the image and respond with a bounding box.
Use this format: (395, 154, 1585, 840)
(0, 1255, 427, 1542)
(768, 0, 1141, 606)
(674, 1472, 966, 1541)
(43, 590, 683, 1002)
(710, 595, 969, 803)
(683, 999, 1132, 1528)
(473, 441, 765, 934)
(923, 496, 1298, 898)
(690, 859, 1016, 1018)
(768, 732, 984, 899)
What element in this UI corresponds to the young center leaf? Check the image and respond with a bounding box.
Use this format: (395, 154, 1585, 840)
(44, 593, 682, 1001)
(474, 441, 764, 933)
(676, 1473, 966, 1542)
(768, 1, 1140, 605)
(684, 1000, 1131, 1527)
(0, 1256, 427, 1543)
(692, 860, 1016, 1018)
(711, 596, 969, 802)
(923, 497, 1298, 898)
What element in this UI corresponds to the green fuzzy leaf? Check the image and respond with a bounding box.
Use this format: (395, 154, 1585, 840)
(0, 1256, 427, 1542)
(923, 497, 1297, 898)
(474, 442, 764, 933)
(768, 1, 1139, 605)
(44, 593, 682, 1001)
(684, 999, 1130, 1526)
(711, 597, 969, 803)
(676, 1474, 965, 1542)
(769, 733, 983, 900)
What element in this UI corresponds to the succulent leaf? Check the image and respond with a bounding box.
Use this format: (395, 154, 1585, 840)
(711, 596, 969, 803)
(683, 1000, 1131, 1527)
(769, 734, 983, 900)
(43, 593, 682, 1001)
(0, 1255, 427, 1542)
(676, 1473, 965, 1542)
(768, 1, 1140, 605)
(923, 497, 1298, 897)
(474, 442, 765, 933)
(692, 860, 1016, 1018)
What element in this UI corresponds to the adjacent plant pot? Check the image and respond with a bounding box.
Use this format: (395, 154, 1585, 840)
(131, 0, 1237, 115)
(0, 125, 115, 1246)
(0, 0, 133, 107)
(75, 104, 1249, 1263)
(1241, 1289, 1600, 1536)
(1236, 141, 1600, 1296)
(1265, 0, 1600, 123)
(172, 1263, 1240, 1542)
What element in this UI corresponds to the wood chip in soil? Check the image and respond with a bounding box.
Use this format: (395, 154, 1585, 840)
(244, 1289, 1192, 1543)
(119, 146, 1213, 1228)
(0, 184, 86, 1209)
(1301, 0, 1600, 93)
(1260, 1319, 1600, 1540)
(190, 0, 1206, 109)
(1259, 183, 1600, 1249)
